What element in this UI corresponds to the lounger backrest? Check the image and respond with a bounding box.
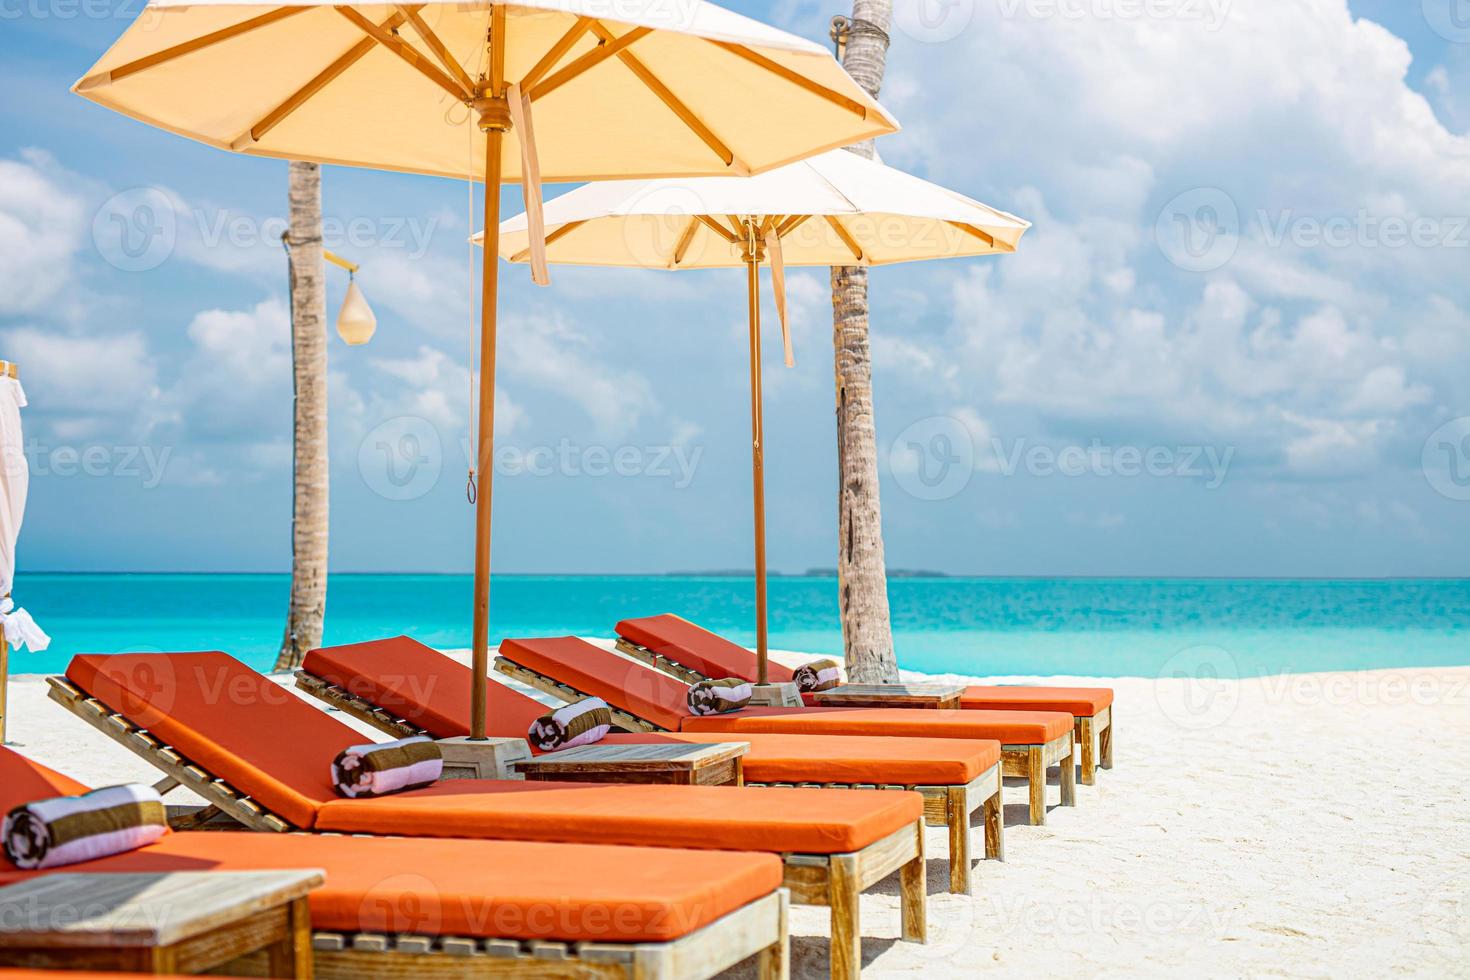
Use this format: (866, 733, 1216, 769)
(499, 636, 695, 731)
(616, 614, 797, 684)
(305, 636, 547, 739)
(67, 652, 364, 829)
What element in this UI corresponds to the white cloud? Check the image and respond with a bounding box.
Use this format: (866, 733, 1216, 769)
(0, 150, 88, 316)
(501, 311, 658, 439)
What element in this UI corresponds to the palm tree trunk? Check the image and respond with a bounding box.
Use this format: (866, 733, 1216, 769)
(275, 161, 329, 671)
(831, 0, 898, 684)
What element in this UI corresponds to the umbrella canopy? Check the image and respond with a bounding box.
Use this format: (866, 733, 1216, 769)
(74, 0, 897, 182)
(492, 151, 1029, 684)
(496, 148, 1028, 267)
(76, 0, 898, 739)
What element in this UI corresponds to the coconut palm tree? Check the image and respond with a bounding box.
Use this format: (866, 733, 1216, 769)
(830, 0, 899, 684)
(275, 160, 329, 671)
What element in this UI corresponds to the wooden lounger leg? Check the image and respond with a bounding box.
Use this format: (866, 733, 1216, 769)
(899, 826, 927, 943)
(1027, 744, 1046, 825)
(829, 854, 862, 980)
(757, 889, 790, 980)
(946, 785, 972, 895)
(267, 895, 313, 980)
(1077, 716, 1097, 786)
(1100, 714, 1114, 769)
(1059, 735, 1077, 808)
(983, 788, 1005, 862)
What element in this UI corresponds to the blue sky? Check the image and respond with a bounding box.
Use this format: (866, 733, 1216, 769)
(2, 0, 1468, 577)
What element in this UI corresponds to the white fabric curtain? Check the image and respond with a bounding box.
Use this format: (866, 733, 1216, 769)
(0, 377, 47, 652)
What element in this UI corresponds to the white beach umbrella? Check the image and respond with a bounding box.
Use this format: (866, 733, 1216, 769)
(0, 365, 50, 743)
(75, 0, 897, 738)
(493, 150, 1029, 682)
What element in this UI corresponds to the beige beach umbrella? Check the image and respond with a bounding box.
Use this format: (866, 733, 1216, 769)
(492, 149, 1029, 683)
(75, 0, 897, 738)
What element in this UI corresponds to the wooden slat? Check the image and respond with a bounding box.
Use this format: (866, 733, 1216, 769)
(82, 7, 308, 87)
(509, 219, 586, 263)
(824, 215, 865, 262)
(398, 6, 476, 95)
(336, 6, 471, 102)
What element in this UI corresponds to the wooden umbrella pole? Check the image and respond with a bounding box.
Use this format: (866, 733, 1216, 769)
(744, 223, 770, 684)
(470, 96, 510, 740)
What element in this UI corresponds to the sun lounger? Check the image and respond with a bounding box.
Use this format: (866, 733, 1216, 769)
(296, 636, 1004, 892)
(493, 636, 1077, 826)
(49, 651, 926, 978)
(616, 613, 1115, 785)
(0, 746, 790, 980)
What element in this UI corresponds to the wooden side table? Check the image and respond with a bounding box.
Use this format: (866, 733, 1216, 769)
(813, 683, 968, 710)
(0, 870, 322, 977)
(511, 742, 749, 786)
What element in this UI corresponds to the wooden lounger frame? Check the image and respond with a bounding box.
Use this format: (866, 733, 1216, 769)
(514, 648, 1074, 828)
(294, 669, 1003, 895)
(46, 675, 920, 980)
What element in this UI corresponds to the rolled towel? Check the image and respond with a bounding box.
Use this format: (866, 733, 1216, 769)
(527, 697, 613, 752)
(331, 736, 443, 798)
(687, 677, 753, 716)
(3, 784, 167, 870)
(794, 658, 843, 693)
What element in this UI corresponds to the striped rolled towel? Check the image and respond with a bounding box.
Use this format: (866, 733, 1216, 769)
(794, 658, 843, 693)
(687, 677, 753, 716)
(527, 697, 613, 752)
(331, 736, 443, 798)
(3, 784, 167, 870)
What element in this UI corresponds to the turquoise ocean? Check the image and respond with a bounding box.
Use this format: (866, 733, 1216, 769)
(7, 574, 1467, 678)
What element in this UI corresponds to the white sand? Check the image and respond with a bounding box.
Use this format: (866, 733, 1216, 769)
(5, 652, 1468, 977)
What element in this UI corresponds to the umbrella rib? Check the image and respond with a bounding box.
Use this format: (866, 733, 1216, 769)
(337, 6, 472, 103)
(238, 10, 409, 148)
(398, 5, 477, 95)
(671, 215, 701, 266)
(946, 220, 1014, 252)
(825, 214, 865, 262)
(776, 214, 810, 238)
(529, 25, 652, 102)
(78, 7, 309, 89)
(587, 22, 737, 170)
(696, 214, 740, 245)
(509, 220, 586, 263)
(707, 41, 868, 118)
(519, 16, 595, 92)
(725, 214, 747, 240)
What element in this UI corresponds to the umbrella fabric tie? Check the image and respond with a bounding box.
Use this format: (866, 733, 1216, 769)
(506, 83, 549, 287)
(762, 228, 794, 367)
(0, 597, 48, 652)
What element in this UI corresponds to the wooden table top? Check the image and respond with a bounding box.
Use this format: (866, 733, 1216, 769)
(512, 741, 749, 773)
(0, 870, 324, 949)
(814, 683, 968, 703)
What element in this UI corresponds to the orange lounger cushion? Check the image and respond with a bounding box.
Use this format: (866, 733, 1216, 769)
(67, 651, 360, 829)
(959, 686, 1113, 716)
(681, 706, 1073, 746)
(504, 636, 1073, 745)
(617, 614, 797, 684)
(309, 638, 996, 784)
(318, 779, 922, 855)
(0, 747, 781, 945)
(64, 651, 924, 855)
